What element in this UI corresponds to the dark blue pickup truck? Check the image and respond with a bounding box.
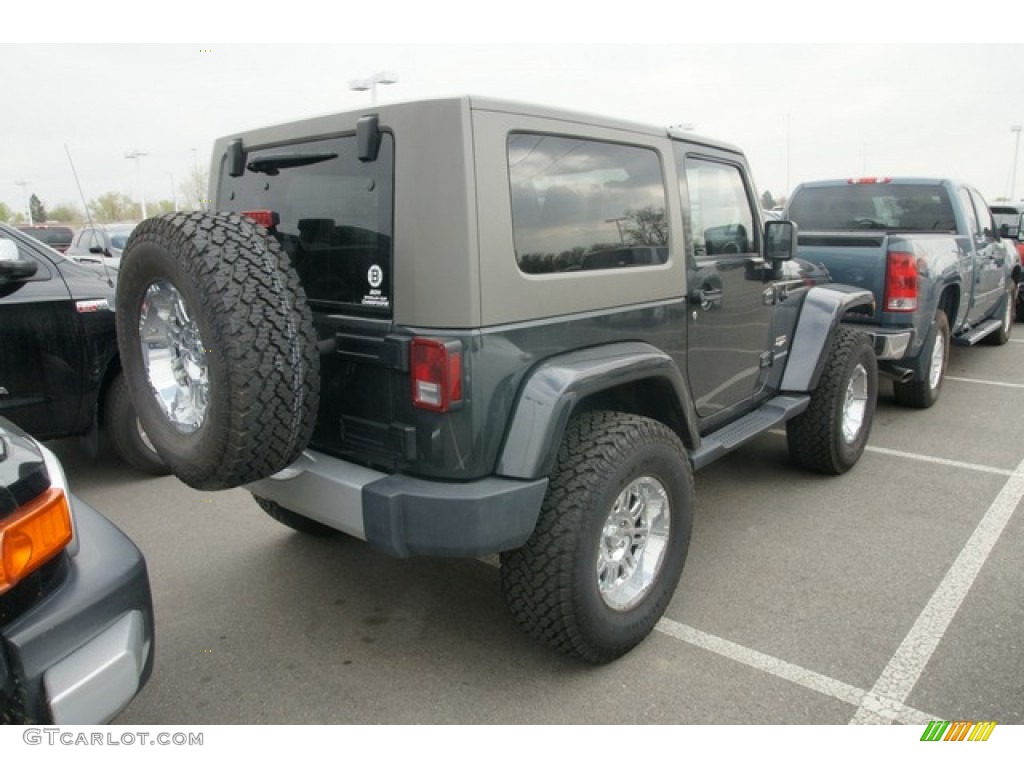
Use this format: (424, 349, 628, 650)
(786, 177, 1020, 407)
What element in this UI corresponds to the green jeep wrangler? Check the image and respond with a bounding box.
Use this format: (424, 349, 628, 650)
(115, 96, 877, 663)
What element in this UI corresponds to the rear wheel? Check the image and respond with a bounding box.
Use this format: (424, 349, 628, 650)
(892, 309, 949, 409)
(252, 495, 340, 537)
(115, 211, 319, 490)
(501, 411, 693, 664)
(787, 327, 877, 474)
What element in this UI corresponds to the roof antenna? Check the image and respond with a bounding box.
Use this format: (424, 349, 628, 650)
(65, 144, 113, 288)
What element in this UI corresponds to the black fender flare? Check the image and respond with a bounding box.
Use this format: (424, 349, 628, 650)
(495, 342, 699, 480)
(780, 285, 876, 392)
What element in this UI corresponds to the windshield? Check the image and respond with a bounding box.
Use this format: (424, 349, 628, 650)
(788, 184, 956, 232)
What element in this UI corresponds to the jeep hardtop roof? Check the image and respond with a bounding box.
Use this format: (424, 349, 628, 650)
(210, 94, 743, 157)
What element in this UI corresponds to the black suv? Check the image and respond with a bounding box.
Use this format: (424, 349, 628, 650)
(115, 97, 877, 662)
(0, 223, 167, 475)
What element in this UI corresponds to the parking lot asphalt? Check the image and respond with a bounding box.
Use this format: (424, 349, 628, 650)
(49, 336, 1023, 725)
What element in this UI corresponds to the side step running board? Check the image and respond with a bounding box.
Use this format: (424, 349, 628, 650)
(953, 318, 1002, 347)
(690, 394, 810, 471)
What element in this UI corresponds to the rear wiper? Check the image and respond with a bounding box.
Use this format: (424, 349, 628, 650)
(246, 152, 338, 175)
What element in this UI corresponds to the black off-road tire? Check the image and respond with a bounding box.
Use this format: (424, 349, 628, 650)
(500, 411, 694, 664)
(115, 211, 319, 490)
(787, 327, 877, 475)
(252, 494, 340, 537)
(982, 283, 1014, 346)
(104, 370, 170, 476)
(892, 310, 950, 409)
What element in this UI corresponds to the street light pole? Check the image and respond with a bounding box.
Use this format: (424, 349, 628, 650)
(14, 180, 32, 225)
(1011, 125, 1023, 201)
(125, 149, 148, 219)
(349, 71, 399, 104)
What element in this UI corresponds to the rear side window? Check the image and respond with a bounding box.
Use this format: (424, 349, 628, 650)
(508, 134, 668, 274)
(217, 133, 394, 313)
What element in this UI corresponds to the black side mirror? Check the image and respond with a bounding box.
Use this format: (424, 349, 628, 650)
(0, 240, 39, 284)
(765, 220, 797, 261)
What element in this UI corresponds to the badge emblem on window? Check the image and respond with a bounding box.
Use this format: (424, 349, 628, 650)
(368, 265, 383, 288)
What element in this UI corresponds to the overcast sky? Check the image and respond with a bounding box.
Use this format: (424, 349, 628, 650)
(3, 21, 1023, 218)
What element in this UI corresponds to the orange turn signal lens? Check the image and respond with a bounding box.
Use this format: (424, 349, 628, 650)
(0, 488, 73, 594)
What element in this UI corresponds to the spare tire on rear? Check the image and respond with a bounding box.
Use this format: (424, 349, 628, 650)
(115, 211, 319, 490)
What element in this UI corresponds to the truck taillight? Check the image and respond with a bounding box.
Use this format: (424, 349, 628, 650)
(410, 338, 463, 413)
(0, 488, 73, 595)
(847, 177, 892, 184)
(885, 250, 918, 312)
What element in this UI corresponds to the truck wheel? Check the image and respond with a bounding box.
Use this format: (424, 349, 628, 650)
(252, 495, 340, 537)
(892, 310, 949, 409)
(983, 283, 1014, 346)
(787, 327, 877, 475)
(115, 211, 319, 491)
(500, 411, 693, 664)
(105, 370, 170, 476)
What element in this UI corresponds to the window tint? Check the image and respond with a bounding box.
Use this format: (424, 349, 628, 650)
(681, 157, 757, 259)
(789, 184, 957, 231)
(218, 133, 394, 312)
(508, 134, 668, 274)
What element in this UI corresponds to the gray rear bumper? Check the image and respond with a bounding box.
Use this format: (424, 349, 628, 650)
(247, 450, 548, 558)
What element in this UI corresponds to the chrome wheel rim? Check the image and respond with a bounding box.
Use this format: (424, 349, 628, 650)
(597, 476, 671, 611)
(138, 280, 209, 433)
(842, 363, 869, 443)
(928, 332, 945, 391)
(1004, 294, 1013, 334)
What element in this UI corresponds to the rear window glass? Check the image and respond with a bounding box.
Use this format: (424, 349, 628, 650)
(508, 134, 668, 274)
(788, 184, 956, 232)
(991, 206, 1022, 237)
(18, 227, 73, 247)
(217, 133, 394, 313)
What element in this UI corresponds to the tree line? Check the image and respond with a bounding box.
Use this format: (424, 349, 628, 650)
(2, 166, 209, 226)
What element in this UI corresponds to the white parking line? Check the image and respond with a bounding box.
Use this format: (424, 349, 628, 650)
(654, 618, 939, 724)
(945, 375, 1024, 390)
(483, 437, 1016, 723)
(864, 446, 1013, 476)
(849, 453, 1024, 723)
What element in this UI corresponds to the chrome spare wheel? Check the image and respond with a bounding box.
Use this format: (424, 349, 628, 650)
(597, 476, 671, 611)
(842, 363, 869, 443)
(138, 280, 209, 433)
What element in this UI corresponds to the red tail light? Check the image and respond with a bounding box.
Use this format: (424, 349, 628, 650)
(885, 250, 918, 312)
(242, 210, 278, 229)
(411, 338, 463, 412)
(847, 177, 892, 185)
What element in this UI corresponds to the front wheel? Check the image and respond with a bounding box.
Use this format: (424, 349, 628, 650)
(500, 411, 694, 664)
(105, 371, 171, 476)
(787, 327, 877, 475)
(982, 282, 1014, 346)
